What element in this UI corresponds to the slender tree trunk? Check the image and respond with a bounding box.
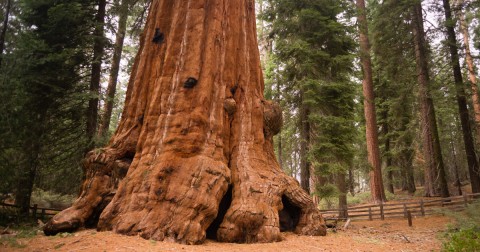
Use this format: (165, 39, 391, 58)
(385, 136, 394, 194)
(98, 0, 130, 138)
(382, 109, 394, 194)
(15, 123, 43, 217)
(456, 0, 480, 145)
(0, 0, 12, 68)
(449, 129, 463, 195)
(356, 0, 386, 203)
(45, 0, 326, 244)
(411, 3, 449, 198)
(276, 83, 283, 170)
(348, 166, 355, 196)
(87, 0, 107, 148)
(337, 173, 347, 218)
(299, 99, 311, 193)
(442, 0, 480, 193)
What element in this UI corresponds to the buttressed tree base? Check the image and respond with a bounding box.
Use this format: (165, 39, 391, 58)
(44, 0, 326, 244)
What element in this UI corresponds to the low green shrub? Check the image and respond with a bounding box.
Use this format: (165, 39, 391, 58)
(441, 202, 480, 252)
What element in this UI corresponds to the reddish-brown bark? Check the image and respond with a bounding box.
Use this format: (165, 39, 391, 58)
(411, 3, 449, 197)
(356, 0, 386, 203)
(44, 0, 326, 244)
(456, 0, 480, 146)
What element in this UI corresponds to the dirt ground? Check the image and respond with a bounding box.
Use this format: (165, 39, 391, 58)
(1, 215, 452, 252)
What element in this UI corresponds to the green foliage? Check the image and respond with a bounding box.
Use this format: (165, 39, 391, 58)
(441, 203, 480, 252)
(261, 0, 357, 204)
(0, 0, 97, 211)
(30, 189, 75, 209)
(443, 227, 480, 252)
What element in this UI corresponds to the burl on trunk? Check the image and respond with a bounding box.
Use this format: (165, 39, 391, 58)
(44, 0, 326, 244)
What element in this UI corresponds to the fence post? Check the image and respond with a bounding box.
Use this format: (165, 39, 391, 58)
(420, 199, 425, 216)
(407, 210, 412, 227)
(380, 202, 384, 220)
(403, 203, 407, 218)
(41, 209, 46, 221)
(368, 207, 372, 221)
(464, 194, 469, 207)
(344, 207, 349, 219)
(32, 204, 37, 220)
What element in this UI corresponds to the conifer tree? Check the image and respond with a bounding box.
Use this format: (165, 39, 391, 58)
(356, 0, 386, 202)
(441, 0, 480, 193)
(2, 0, 96, 214)
(411, 1, 449, 197)
(263, 0, 357, 206)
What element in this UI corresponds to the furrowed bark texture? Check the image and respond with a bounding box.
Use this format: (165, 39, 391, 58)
(411, 3, 449, 197)
(356, 0, 386, 203)
(44, 0, 326, 244)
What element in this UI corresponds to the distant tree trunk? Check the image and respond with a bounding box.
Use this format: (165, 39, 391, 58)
(356, 0, 386, 203)
(400, 127, 416, 195)
(44, 0, 326, 244)
(385, 137, 394, 194)
(337, 174, 347, 218)
(0, 0, 11, 67)
(411, 3, 449, 197)
(276, 84, 283, 170)
(348, 166, 355, 196)
(449, 128, 463, 195)
(15, 120, 44, 217)
(87, 0, 107, 148)
(382, 109, 394, 194)
(456, 0, 480, 146)
(442, 0, 480, 194)
(299, 100, 311, 193)
(98, 0, 130, 138)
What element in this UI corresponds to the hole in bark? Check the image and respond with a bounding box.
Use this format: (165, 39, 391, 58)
(84, 193, 115, 228)
(206, 186, 232, 240)
(279, 195, 300, 232)
(124, 151, 135, 160)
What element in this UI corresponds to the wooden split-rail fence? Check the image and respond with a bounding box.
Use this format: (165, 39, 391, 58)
(0, 202, 63, 221)
(320, 193, 480, 221)
(1, 193, 480, 223)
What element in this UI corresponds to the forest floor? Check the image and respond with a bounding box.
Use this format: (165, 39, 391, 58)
(1, 214, 452, 252)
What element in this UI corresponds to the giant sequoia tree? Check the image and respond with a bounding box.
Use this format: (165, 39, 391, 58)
(44, 0, 326, 244)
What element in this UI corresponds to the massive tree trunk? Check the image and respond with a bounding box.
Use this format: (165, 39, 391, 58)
(0, 0, 11, 68)
(86, 0, 107, 148)
(356, 0, 386, 203)
(411, 3, 449, 198)
(442, 0, 480, 194)
(44, 0, 326, 244)
(98, 0, 130, 138)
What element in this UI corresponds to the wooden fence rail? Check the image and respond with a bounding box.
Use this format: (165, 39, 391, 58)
(2, 193, 480, 223)
(320, 193, 480, 221)
(0, 202, 64, 221)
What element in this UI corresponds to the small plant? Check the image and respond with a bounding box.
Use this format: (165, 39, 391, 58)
(441, 202, 480, 252)
(442, 226, 480, 252)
